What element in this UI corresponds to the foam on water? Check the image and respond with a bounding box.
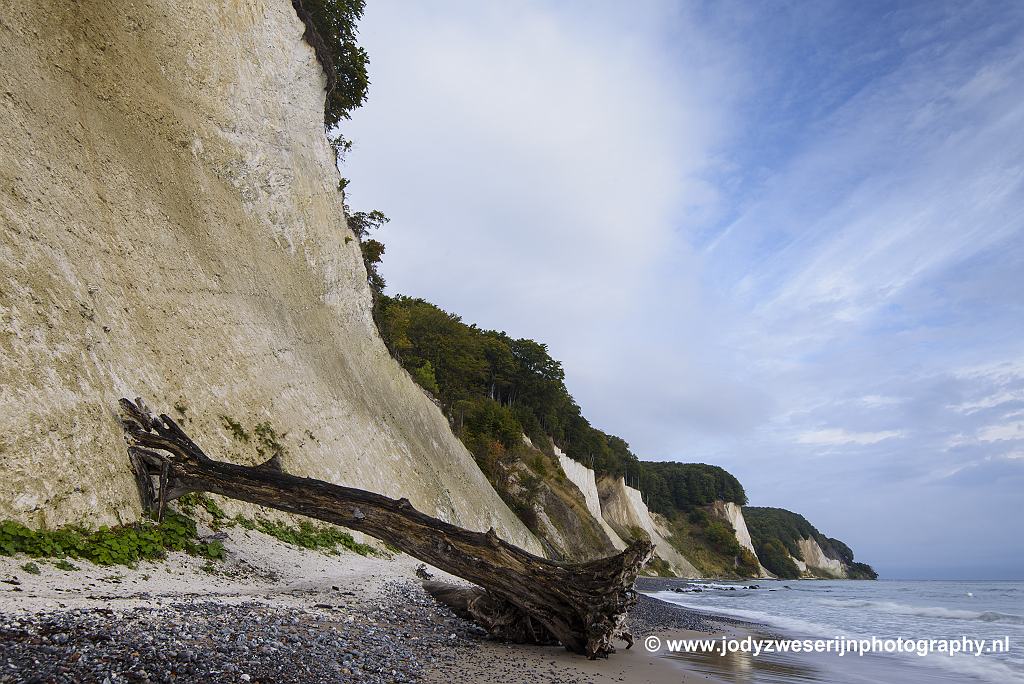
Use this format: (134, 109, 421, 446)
(647, 579, 1024, 684)
(816, 598, 1024, 625)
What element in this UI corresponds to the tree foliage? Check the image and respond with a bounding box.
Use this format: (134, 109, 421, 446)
(293, 0, 370, 127)
(375, 295, 583, 464)
(757, 539, 801, 579)
(744, 507, 821, 561)
(639, 463, 747, 515)
(346, 209, 388, 298)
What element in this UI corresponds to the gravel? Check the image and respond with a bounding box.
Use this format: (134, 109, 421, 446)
(627, 592, 717, 634)
(1, 575, 759, 683)
(0, 580, 482, 684)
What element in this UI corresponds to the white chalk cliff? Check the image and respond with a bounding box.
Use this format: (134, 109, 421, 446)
(0, 0, 541, 553)
(793, 537, 847, 578)
(708, 501, 772, 578)
(598, 477, 701, 577)
(555, 448, 627, 550)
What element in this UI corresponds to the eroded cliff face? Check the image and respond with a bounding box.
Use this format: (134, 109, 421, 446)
(708, 501, 771, 578)
(793, 537, 847, 579)
(0, 0, 541, 553)
(598, 476, 700, 578)
(555, 448, 626, 550)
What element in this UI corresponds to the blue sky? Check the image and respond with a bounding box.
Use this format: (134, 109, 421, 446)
(343, 1, 1024, 579)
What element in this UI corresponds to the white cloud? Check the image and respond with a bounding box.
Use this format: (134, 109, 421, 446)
(343, 0, 753, 442)
(345, 1, 736, 338)
(861, 394, 902, 408)
(797, 428, 904, 446)
(977, 422, 1024, 442)
(951, 390, 1024, 414)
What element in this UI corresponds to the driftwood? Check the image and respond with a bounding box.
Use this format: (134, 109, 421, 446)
(118, 398, 653, 658)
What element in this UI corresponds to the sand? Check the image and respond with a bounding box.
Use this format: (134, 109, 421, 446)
(0, 523, 731, 682)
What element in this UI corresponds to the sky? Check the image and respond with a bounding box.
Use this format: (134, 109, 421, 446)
(342, 0, 1024, 580)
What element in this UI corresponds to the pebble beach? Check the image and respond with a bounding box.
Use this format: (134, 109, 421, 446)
(0, 524, 735, 684)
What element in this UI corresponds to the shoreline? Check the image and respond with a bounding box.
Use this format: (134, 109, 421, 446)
(425, 592, 748, 684)
(634, 578, 1008, 684)
(0, 524, 812, 683)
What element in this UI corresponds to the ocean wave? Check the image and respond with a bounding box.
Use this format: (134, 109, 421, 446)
(817, 599, 1024, 625)
(648, 591, 1024, 683)
(926, 650, 1024, 684)
(649, 592, 842, 637)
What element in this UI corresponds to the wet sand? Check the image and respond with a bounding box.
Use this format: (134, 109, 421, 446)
(428, 634, 723, 684)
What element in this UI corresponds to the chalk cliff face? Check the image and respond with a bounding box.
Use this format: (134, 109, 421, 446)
(708, 501, 771, 578)
(555, 448, 626, 550)
(793, 537, 847, 579)
(598, 477, 700, 578)
(0, 0, 541, 553)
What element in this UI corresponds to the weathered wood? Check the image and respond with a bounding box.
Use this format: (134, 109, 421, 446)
(118, 398, 652, 658)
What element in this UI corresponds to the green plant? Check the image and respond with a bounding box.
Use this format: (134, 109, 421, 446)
(292, 0, 370, 127)
(737, 548, 760, 576)
(704, 520, 741, 556)
(196, 495, 228, 526)
(53, 559, 79, 571)
(0, 510, 223, 568)
(20, 561, 41, 575)
(526, 451, 549, 477)
(346, 210, 389, 297)
(411, 361, 440, 395)
(220, 415, 250, 442)
(200, 539, 226, 560)
(756, 539, 801, 579)
(254, 422, 287, 458)
(250, 518, 374, 556)
(177, 493, 199, 513)
(645, 555, 674, 577)
(233, 515, 257, 531)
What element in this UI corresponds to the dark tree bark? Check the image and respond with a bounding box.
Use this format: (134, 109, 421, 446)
(118, 398, 652, 658)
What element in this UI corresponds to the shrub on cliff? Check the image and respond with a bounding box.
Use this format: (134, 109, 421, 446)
(744, 506, 821, 559)
(292, 0, 370, 127)
(757, 539, 801, 579)
(846, 561, 879, 580)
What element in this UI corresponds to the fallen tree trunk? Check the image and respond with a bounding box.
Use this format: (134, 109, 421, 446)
(118, 398, 652, 658)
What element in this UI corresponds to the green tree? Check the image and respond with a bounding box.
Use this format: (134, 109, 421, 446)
(757, 539, 801, 579)
(294, 0, 371, 127)
(411, 360, 440, 396)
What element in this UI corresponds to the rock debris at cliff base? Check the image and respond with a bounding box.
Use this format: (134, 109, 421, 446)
(0, 587, 480, 684)
(0, 583, 726, 683)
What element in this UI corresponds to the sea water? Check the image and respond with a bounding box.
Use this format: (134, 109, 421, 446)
(648, 579, 1023, 683)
